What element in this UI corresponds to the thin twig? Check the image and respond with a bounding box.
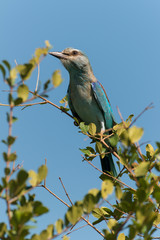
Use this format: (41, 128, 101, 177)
(9, 186, 35, 204)
(41, 184, 104, 238)
(130, 102, 154, 128)
(5, 86, 14, 229)
(116, 106, 141, 185)
(105, 199, 133, 217)
(0, 101, 46, 107)
(115, 213, 132, 238)
(84, 157, 136, 192)
(59, 177, 73, 205)
(66, 224, 89, 236)
(29, 90, 74, 119)
(44, 158, 47, 187)
(35, 63, 40, 92)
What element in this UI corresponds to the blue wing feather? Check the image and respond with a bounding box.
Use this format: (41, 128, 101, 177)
(91, 81, 115, 129)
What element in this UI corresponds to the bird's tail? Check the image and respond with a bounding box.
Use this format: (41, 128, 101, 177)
(100, 153, 117, 177)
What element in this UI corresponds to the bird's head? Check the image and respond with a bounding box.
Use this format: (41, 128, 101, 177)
(49, 48, 93, 75)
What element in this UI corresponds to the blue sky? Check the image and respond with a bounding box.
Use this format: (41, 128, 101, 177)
(1, 0, 160, 239)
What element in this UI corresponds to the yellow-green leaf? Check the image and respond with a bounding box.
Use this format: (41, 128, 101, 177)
(38, 165, 48, 182)
(17, 84, 29, 102)
(128, 126, 144, 143)
(16, 64, 34, 80)
(88, 188, 99, 197)
(118, 233, 125, 240)
(55, 219, 63, 234)
(88, 123, 96, 135)
(66, 205, 83, 225)
(115, 184, 123, 200)
(107, 219, 117, 230)
(29, 170, 38, 187)
(134, 162, 150, 177)
(92, 207, 109, 218)
(101, 180, 114, 198)
(46, 224, 54, 238)
(59, 95, 68, 105)
(146, 144, 154, 157)
(52, 70, 63, 88)
(45, 40, 52, 49)
(83, 194, 95, 213)
(63, 236, 70, 240)
(10, 68, 17, 80)
(154, 213, 160, 226)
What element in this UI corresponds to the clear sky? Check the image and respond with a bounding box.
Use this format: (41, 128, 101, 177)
(1, 0, 160, 239)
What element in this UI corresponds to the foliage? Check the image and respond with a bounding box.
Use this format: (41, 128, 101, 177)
(0, 42, 160, 239)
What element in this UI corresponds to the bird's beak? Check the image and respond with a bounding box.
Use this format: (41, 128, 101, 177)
(49, 51, 67, 60)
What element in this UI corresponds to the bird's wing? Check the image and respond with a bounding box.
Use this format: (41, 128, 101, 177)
(67, 87, 82, 121)
(91, 81, 116, 129)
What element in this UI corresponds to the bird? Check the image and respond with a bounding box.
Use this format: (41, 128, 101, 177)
(49, 48, 117, 176)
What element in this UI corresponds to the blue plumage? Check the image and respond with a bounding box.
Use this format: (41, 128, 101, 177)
(49, 48, 117, 176)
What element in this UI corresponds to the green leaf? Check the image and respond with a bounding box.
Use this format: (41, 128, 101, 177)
(17, 84, 29, 102)
(136, 188, 147, 202)
(2, 60, 11, 71)
(96, 142, 105, 158)
(33, 201, 48, 216)
(79, 122, 89, 134)
(88, 123, 96, 135)
(3, 152, 8, 161)
(88, 188, 100, 203)
(60, 106, 70, 112)
(12, 116, 18, 123)
(92, 207, 109, 218)
(128, 126, 144, 143)
(8, 93, 14, 105)
(118, 233, 125, 240)
(14, 97, 23, 106)
(55, 219, 63, 234)
(40, 230, 48, 240)
(4, 167, 10, 175)
(52, 70, 63, 87)
(0, 64, 6, 79)
(83, 194, 95, 213)
(154, 213, 160, 226)
(109, 134, 119, 147)
(7, 136, 16, 145)
(107, 219, 117, 230)
(80, 148, 91, 156)
(66, 205, 83, 225)
(43, 79, 50, 90)
(152, 185, 160, 203)
(16, 63, 34, 80)
(88, 188, 100, 197)
(38, 165, 48, 182)
(134, 162, 150, 177)
(8, 152, 17, 161)
(17, 170, 28, 184)
(146, 144, 154, 158)
(31, 234, 40, 240)
(101, 180, 114, 198)
(0, 223, 7, 237)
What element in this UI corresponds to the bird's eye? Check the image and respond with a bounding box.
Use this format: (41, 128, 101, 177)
(72, 50, 78, 56)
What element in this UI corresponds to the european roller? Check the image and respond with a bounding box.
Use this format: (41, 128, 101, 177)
(49, 48, 117, 176)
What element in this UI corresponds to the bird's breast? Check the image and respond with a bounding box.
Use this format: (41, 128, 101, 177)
(69, 81, 104, 132)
